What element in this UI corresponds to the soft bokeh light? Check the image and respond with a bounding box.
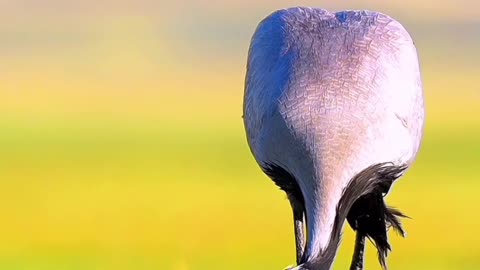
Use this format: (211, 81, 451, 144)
(1, 1, 479, 269)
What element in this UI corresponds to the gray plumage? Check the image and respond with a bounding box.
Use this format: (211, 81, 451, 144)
(243, 7, 424, 270)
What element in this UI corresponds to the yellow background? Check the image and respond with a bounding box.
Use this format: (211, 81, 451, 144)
(1, 1, 479, 269)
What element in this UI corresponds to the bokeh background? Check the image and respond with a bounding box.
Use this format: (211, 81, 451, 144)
(1, 0, 479, 269)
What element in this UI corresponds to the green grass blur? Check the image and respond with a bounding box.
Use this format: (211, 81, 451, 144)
(1, 1, 479, 269)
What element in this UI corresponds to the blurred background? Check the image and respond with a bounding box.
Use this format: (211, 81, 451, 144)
(1, 0, 479, 269)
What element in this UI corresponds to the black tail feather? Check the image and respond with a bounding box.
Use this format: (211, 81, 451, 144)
(367, 203, 407, 270)
(346, 163, 408, 270)
(369, 232, 390, 270)
(385, 207, 408, 237)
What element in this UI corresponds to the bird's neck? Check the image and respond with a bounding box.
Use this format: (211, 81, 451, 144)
(295, 157, 368, 270)
(294, 170, 349, 270)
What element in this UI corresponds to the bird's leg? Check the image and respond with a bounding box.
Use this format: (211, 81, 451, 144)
(350, 232, 366, 270)
(288, 197, 305, 265)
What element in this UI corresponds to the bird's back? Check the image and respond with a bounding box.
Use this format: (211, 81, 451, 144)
(244, 7, 424, 186)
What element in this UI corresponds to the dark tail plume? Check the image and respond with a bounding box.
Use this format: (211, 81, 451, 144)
(344, 163, 408, 270)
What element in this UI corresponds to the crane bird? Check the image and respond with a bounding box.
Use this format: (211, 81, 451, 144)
(243, 7, 424, 270)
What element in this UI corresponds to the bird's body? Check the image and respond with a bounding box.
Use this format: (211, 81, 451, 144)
(243, 7, 424, 270)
